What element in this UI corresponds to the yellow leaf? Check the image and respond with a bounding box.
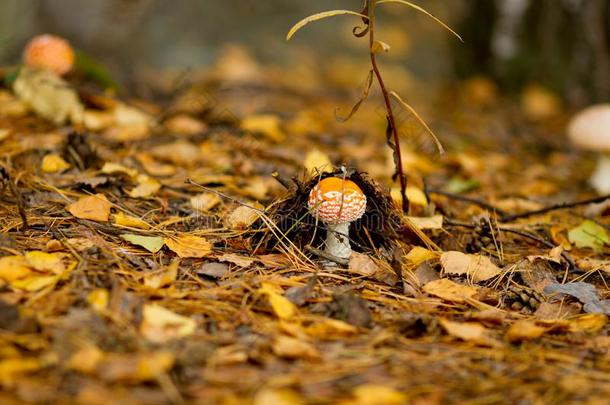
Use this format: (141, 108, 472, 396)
(391, 186, 428, 207)
(253, 388, 304, 405)
(41, 154, 70, 173)
(405, 246, 439, 266)
(127, 174, 161, 198)
(87, 288, 109, 313)
(140, 304, 196, 343)
(100, 162, 138, 178)
(304, 317, 358, 339)
(165, 235, 212, 258)
(241, 114, 285, 142)
(272, 335, 320, 360)
(371, 40, 391, 53)
(65, 344, 104, 374)
(135, 153, 177, 177)
(113, 212, 150, 229)
(439, 319, 498, 346)
(506, 321, 546, 343)
(423, 278, 478, 303)
(287, 10, 368, 40)
(120, 234, 165, 253)
(0, 357, 42, 386)
(304, 149, 332, 174)
(225, 205, 262, 229)
(24, 251, 66, 274)
(406, 215, 444, 230)
(352, 384, 406, 405)
(99, 351, 174, 382)
(11, 275, 59, 292)
(440, 251, 502, 282)
(144, 261, 178, 289)
(0, 255, 32, 282)
(67, 193, 112, 222)
(259, 282, 297, 320)
(190, 193, 222, 213)
(568, 314, 608, 334)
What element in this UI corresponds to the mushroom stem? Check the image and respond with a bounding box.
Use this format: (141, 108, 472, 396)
(590, 153, 610, 194)
(324, 222, 352, 260)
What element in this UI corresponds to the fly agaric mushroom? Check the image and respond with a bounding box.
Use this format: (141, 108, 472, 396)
(23, 34, 75, 76)
(308, 177, 367, 260)
(567, 104, 610, 194)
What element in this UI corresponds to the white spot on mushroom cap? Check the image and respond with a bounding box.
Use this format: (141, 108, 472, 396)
(568, 104, 610, 150)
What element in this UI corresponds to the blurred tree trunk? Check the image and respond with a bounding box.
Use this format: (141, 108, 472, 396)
(453, 0, 610, 105)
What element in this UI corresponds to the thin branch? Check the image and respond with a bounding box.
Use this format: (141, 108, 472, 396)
(500, 194, 610, 222)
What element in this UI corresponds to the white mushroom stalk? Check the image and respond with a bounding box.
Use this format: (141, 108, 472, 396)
(568, 104, 610, 194)
(308, 177, 367, 261)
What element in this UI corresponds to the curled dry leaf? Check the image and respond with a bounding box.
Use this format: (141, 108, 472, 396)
(440, 251, 501, 282)
(165, 234, 212, 258)
(67, 193, 112, 222)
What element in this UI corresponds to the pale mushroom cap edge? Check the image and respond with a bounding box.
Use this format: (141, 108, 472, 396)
(567, 104, 610, 150)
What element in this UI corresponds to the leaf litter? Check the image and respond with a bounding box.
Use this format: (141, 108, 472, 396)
(0, 37, 608, 405)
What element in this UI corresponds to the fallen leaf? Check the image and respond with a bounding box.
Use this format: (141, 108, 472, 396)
(225, 205, 261, 229)
(190, 193, 221, 213)
(568, 220, 610, 252)
(348, 252, 379, 277)
(0, 256, 32, 282)
(406, 215, 443, 230)
(67, 194, 112, 222)
(253, 388, 304, 405)
(304, 317, 358, 339)
(113, 212, 150, 229)
(65, 345, 104, 374)
(98, 351, 174, 382)
(439, 318, 497, 346)
(506, 321, 546, 343)
(144, 261, 178, 289)
(140, 304, 196, 343)
(100, 162, 138, 178)
(441, 251, 501, 282)
(165, 235, 212, 258)
(135, 153, 177, 177)
(120, 234, 165, 253)
(24, 251, 67, 274)
(259, 282, 297, 320)
(567, 314, 608, 334)
(0, 357, 43, 387)
(391, 185, 428, 207)
(352, 384, 406, 405)
(304, 149, 332, 173)
(164, 114, 207, 136)
(405, 246, 440, 266)
(41, 154, 70, 173)
(87, 289, 109, 313)
(196, 262, 230, 278)
(241, 114, 284, 142)
(423, 278, 479, 303)
(127, 174, 161, 198)
(272, 335, 320, 360)
(217, 253, 255, 268)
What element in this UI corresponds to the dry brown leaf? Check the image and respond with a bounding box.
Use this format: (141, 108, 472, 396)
(140, 304, 196, 343)
(217, 253, 255, 268)
(348, 252, 379, 277)
(190, 192, 221, 213)
(164, 114, 207, 135)
(423, 278, 479, 303)
(98, 351, 175, 382)
(225, 205, 262, 229)
(506, 321, 546, 343)
(127, 174, 161, 198)
(165, 235, 212, 258)
(67, 193, 112, 222)
(272, 335, 320, 360)
(441, 251, 501, 282)
(144, 261, 178, 289)
(439, 319, 498, 346)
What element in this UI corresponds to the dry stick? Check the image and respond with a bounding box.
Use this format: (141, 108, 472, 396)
(0, 166, 28, 231)
(427, 188, 507, 216)
(500, 193, 610, 222)
(367, 4, 409, 213)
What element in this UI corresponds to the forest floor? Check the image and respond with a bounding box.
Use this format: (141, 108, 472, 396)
(0, 46, 609, 404)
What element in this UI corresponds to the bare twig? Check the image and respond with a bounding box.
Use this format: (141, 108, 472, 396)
(500, 194, 610, 222)
(427, 188, 507, 216)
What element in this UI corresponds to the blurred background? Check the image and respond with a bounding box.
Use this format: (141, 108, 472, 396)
(1, 0, 609, 106)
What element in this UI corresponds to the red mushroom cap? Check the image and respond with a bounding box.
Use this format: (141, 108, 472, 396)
(308, 177, 367, 224)
(23, 34, 75, 76)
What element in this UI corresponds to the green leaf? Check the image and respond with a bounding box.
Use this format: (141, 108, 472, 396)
(376, 0, 463, 42)
(568, 220, 610, 252)
(445, 177, 480, 194)
(287, 10, 369, 40)
(120, 234, 165, 253)
(74, 51, 119, 91)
